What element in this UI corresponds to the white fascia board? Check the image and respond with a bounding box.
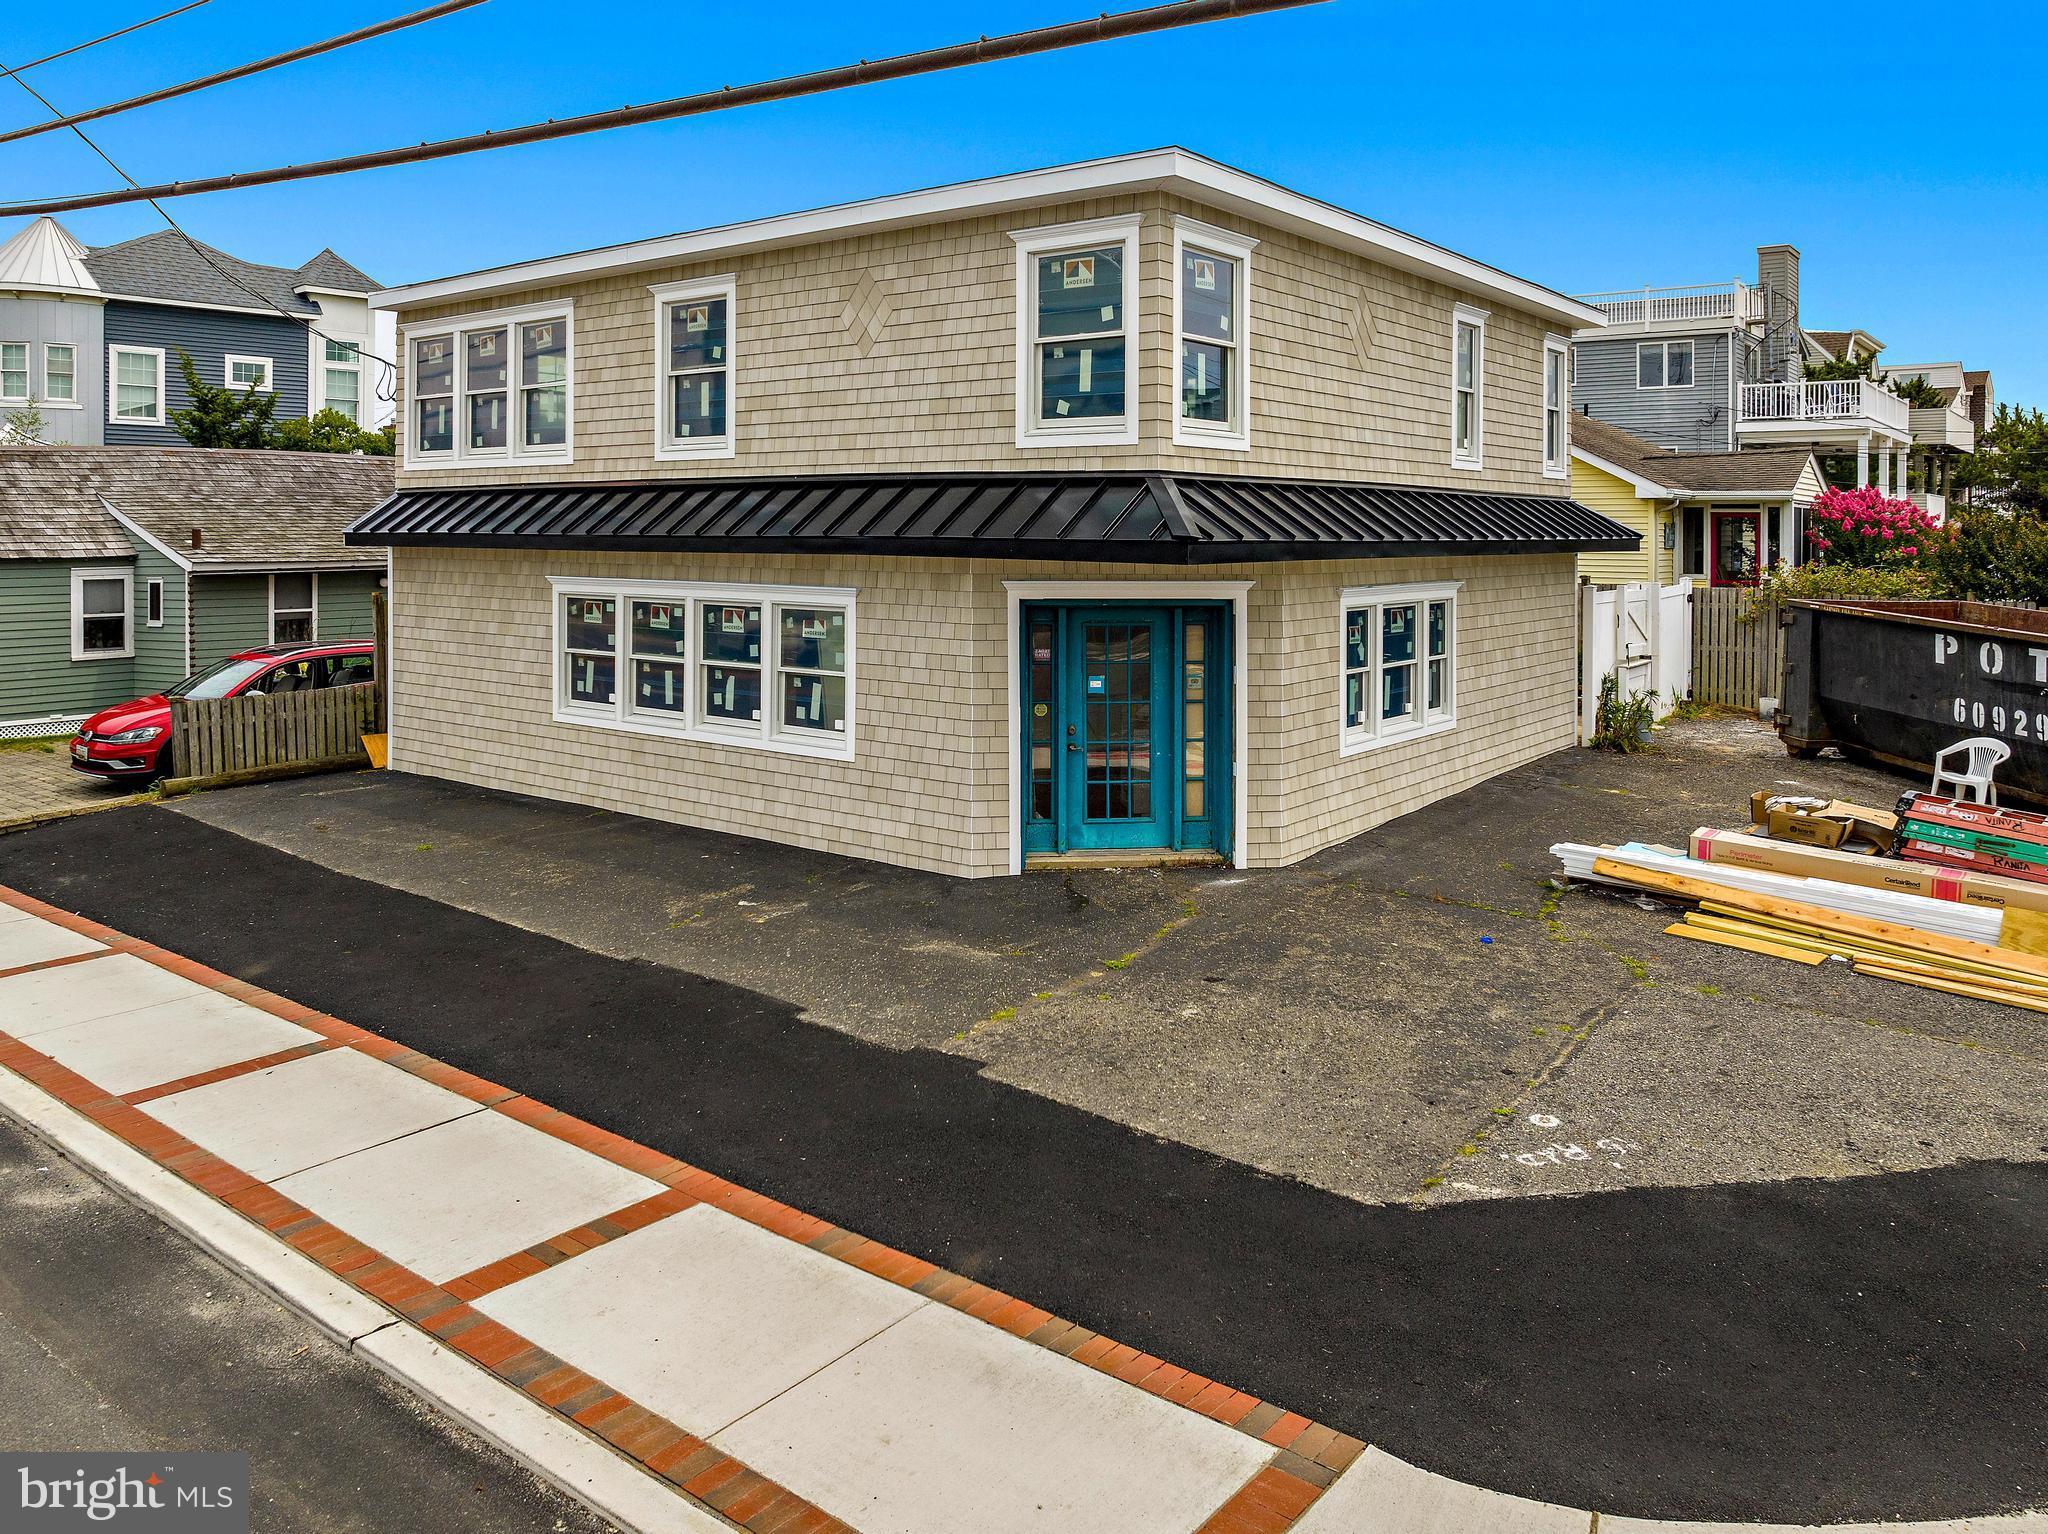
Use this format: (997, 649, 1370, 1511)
(371, 149, 1607, 330)
(99, 496, 194, 572)
(1569, 445, 1675, 500)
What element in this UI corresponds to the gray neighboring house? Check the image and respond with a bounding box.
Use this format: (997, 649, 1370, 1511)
(0, 216, 380, 448)
(0, 446, 392, 737)
(1567, 244, 1983, 516)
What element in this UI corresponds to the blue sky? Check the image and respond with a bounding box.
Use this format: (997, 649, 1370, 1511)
(6, 0, 2044, 405)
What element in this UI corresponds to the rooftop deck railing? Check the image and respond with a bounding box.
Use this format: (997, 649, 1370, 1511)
(1575, 282, 1766, 327)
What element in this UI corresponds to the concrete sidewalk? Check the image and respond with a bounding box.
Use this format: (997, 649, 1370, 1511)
(0, 886, 2039, 1534)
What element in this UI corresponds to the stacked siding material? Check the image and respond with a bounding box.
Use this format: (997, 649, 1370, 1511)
(1897, 794, 2048, 885)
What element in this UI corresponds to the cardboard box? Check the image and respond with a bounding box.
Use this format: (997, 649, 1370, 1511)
(1689, 827, 2048, 915)
(1757, 798, 1898, 853)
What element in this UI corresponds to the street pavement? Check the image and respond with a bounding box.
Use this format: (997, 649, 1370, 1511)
(0, 1113, 616, 1533)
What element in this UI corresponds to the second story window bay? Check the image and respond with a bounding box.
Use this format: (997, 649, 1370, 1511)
(1173, 218, 1255, 451)
(406, 304, 573, 468)
(651, 277, 735, 460)
(1011, 215, 1139, 448)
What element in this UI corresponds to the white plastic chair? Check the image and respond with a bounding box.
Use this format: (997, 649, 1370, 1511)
(1932, 737, 2011, 806)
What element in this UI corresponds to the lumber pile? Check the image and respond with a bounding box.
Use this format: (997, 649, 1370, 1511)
(1551, 790, 2048, 1014)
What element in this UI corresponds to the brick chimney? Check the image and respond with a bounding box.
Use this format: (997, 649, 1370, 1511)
(189, 527, 203, 550)
(1756, 243, 1800, 381)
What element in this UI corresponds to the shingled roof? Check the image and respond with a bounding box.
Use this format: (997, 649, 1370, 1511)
(82, 230, 377, 314)
(0, 447, 392, 568)
(1570, 414, 1820, 498)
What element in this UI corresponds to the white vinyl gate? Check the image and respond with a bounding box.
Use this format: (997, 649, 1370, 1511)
(1579, 580, 1693, 742)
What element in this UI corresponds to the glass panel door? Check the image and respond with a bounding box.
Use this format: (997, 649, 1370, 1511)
(1712, 512, 1761, 587)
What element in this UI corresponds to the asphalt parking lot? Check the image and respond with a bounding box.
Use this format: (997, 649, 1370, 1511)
(2, 717, 2042, 1521)
(148, 715, 2048, 1209)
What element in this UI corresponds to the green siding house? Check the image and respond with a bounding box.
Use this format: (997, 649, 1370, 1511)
(0, 446, 392, 737)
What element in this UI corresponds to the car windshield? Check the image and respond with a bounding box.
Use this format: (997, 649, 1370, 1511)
(167, 657, 273, 700)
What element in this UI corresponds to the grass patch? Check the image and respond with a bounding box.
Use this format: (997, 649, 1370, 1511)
(1102, 952, 1139, 970)
(0, 736, 62, 754)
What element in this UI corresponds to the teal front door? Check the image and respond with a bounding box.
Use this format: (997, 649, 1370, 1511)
(1021, 603, 1230, 858)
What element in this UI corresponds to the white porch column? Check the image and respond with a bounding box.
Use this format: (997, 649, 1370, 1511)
(1857, 434, 1871, 487)
(1878, 443, 1892, 494)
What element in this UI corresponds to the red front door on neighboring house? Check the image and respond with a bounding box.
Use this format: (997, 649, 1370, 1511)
(1711, 511, 1761, 587)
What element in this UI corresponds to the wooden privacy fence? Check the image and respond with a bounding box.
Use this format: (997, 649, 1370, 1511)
(1690, 587, 1786, 712)
(169, 681, 381, 782)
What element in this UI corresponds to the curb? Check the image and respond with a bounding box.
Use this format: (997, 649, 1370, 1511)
(0, 1067, 728, 1534)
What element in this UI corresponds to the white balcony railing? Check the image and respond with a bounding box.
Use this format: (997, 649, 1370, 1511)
(1739, 379, 1910, 435)
(1575, 282, 1765, 327)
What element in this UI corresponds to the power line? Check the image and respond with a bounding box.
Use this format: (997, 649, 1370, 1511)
(0, 46, 401, 407)
(0, 0, 1325, 218)
(0, 0, 488, 148)
(9, 1, 213, 76)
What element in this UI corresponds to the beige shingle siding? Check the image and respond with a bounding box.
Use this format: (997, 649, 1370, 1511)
(387, 546, 1579, 878)
(390, 192, 1568, 496)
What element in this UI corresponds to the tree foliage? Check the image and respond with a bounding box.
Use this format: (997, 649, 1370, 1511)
(1927, 509, 2048, 606)
(166, 348, 277, 449)
(1952, 403, 2048, 514)
(0, 400, 48, 445)
(268, 407, 394, 456)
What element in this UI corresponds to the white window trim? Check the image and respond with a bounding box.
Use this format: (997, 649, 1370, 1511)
(1009, 213, 1142, 449)
(225, 353, 274, 393)
(146, 577, 165, 628)
(108, 344, 166, 427)
(0, 340, 27, 403)
(400, 300, 575, 470)
(1339, 580, 1461, 756)
(1542, 334, 1569, 479)
(649, 274, 737, 461)
(70, 566, 134, 662)
(1170, 216, 1256, 452)
(1450, 304, 1487, 471)
(1636, 339, 1695, 391)
(547, 575, 857, 763)
(40, 342, 80, 409)
(268, 571, 319, 644)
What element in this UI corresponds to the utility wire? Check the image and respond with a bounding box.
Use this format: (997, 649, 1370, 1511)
(0, 0, 1324, 217)
(0, 51, 401, 407)
(9, 0, 213, 76)
(0, 0, 488, 147)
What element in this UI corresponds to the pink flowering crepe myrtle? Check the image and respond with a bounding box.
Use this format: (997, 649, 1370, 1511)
(1805, 485, 1947, 565)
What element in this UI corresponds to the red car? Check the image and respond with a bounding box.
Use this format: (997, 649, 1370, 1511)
(70, 640, 375, 783)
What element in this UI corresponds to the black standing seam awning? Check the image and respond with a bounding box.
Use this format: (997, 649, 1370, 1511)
(346, 472, 1639, 564)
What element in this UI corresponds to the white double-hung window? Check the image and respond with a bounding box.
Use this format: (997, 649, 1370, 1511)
(551, 578, 856, 761)
(323, 339, 362, 421)
(1450, 305, 1486, 470)
(109, 345, 164, 425)
(0, 342, 26, 402)
(650, 276, 735, 459)
(71, 567, 133, 661)
(1172, 217, 1255, 450)
(406, 304, 573, 466)
(45, 344, 75, 404)
(1010, 214, 1140, 448)
(1341, 582, 1459, 753)
(1543, 335, 1569, 478)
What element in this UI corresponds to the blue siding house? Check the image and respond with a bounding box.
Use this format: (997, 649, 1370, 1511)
(0, 216, 380, 447)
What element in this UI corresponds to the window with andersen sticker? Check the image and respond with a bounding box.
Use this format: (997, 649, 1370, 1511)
(1340, 581, 1458, 753)
(553, 580, 853, 758)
